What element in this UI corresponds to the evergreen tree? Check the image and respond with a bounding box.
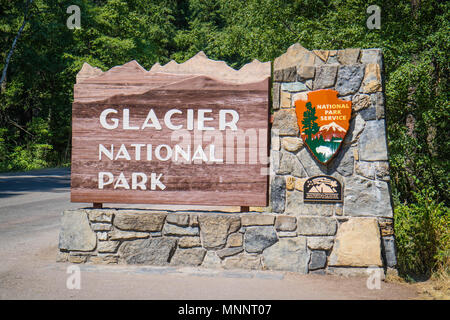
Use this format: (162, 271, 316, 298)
(301, 102, 320, 143)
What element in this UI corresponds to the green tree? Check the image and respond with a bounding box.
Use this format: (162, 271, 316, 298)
(301, 102, 320, 143)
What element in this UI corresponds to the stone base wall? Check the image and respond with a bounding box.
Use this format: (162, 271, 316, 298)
(58, 208, 392, 275)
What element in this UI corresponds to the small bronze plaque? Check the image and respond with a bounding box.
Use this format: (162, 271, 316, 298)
(303, 175, 342, 202)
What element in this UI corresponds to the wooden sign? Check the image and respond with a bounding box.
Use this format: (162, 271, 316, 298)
(71, 52, 271, 206)
(295, 89, 351, 164)
(303, 175, 343, 202)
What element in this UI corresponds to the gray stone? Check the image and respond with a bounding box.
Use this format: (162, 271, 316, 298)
(336, 65, 364, 96)
(355, 161, 375, 179)
(285, 190, 303, 215)
(244, 226, 278, 253)
(344, 113, 365, 145)
(162, 223, 199, 236)
(337, 48, 360, 65)
(273, 66, 297, 82)
(97, 232, 108, 241)
(272, 82, 280, 110)
(271, 176, 286, 213)
(198, 215, 241, 249)
(262, 237, 309, 273)
(275, 215, 297, 231)
(376, 161, 390, 181)
(271, 132, 280, 151)
(170, 248, 206, 266)
(329, 145, 354, 176)
(281, 82, 308, 92)
(59, 210, 97, 251)
(272, 109, 299, 136)
(278, 151, 307, 177)
(166, 214, 189, 226)
(297, 217, 337, 236)
(114, 211, 166, 232)
(343, 176, 393, 217)
(371, 92, 385, 119)
(119, 238, 177, 265)
(297, 148, 328, 176)
(359, 105, 377, 120)
(217, 247, 244, 259)
(309, 251, 327, 270)
(327, 55, 339, 64)
(307, 237, 334, 250)
(382, 236, 397, 268)
(97, 240, 120, 253)
(241, 214, 275, 226)
(358, 120, 388, 161)
(201, 251, 222, 268)
(271, 150, 280, 174)
(300, 203, 335, 217)
(313, 65, 338, 89)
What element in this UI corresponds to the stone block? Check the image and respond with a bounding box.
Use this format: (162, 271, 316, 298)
(88, 210, 114, 223)
(328, 218, 383, 267)
(226, 233, 243, 247)
(297, 65, 315, 80)
(275, 215, 297, 231)
(108, 229, 149, 240)
(170, 248, 206, 266)
(272, 109, 299, 136)
(309, 250, 327, 270)
(198, 214, 241, 249)
(241, 214, 275, 226)
(262, 237, 308, 273)
(281, 82, 308, 92)
(307, 237, 334, 250)
(166, 214, 189, 226)
(201, 251, 222, 268)
(355, 161, 375, 179)
(358, 120, 388, 161)
(382, 236, 397, 268)
(337, 48, 360, 64)
(244, 226, 278, 253)
(271, 176, 286, 213)
(343, 113, 365, 145)
(118, 238, 177, 265)
(297, 148, 328, 176)
(313, 65, 338, 89)
(360, 49, 382, 65)
(343, 176, 393, 218)
(280, 90, 291, 108)
(178, 236, 202, 248)
(89, 255, 118, 264)
(223, 254, 262, 270)
(281, 137, 303, 152)
(286, 176, 295, 191)
(98, 240, 120, 253)
(273, 66, 297, 82)
(294, 178, 307, 192)
(297, 217, 337, 236)
(336, 65, 364, 96)
(272, 82, 280, 110)
(361, 63, 382, 93)
(163, 223, 199, 236)
(274, 43, 313, 70)
(285, 190, 303, 215)
(59, 210, 97, 252)
(114, 211, 166, 232)
(279, 151, 307, 177)
(277, 231, 297, 237)
(91, 223, 112, 231)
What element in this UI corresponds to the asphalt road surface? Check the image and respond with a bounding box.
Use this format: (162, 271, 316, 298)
(0, 168, 418, 300)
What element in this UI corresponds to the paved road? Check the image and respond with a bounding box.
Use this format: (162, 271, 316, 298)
(0, 168, 418, 300)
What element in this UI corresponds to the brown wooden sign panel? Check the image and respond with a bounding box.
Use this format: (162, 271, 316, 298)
(71, 54, 270, 206)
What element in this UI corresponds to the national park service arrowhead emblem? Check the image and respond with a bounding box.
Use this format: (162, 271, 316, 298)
(294, 89, 351, 164)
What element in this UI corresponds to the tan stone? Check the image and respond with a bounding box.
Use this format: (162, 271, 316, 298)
(189, 214, 199, 227)
(353, 148, 359, 161)
(294, 178, 307, 192)
(328, 218, 382, 267)
(113, 211, 166, 232)
(108, 229, 149, 240)
(179, 236, 202, 248)
(292, 91, 309, 104)
(198, 215, 241, 249)
(297, 65, 315, 80)
(98, 240, 120, 253)
(88, 210, 115, 223)
(56, 251, 69, 262)
(378, 219, 394, 237)
(352, 94, 371, 112)
(275, 215, 297, 231)
(307, 237, 334, 250)
(89, 255, 118, 264)
(68, 255, 88, 264)
(241, 214, 275, 226)
(282, 137, 303, 152)
(337, 48, 361, 65)
(274, 43, 312, 70)
(280, 90, 291, 108)
(286, 176, 295, 191)
(313, 50, 329, 62)
(362, 63, 382, 93)
(249, 207, 265, 212)
(223, 254, 261, 270)
(227, 233, 243, 247)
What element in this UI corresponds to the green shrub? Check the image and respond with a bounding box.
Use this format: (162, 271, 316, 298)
(395, 188, 450, 279)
